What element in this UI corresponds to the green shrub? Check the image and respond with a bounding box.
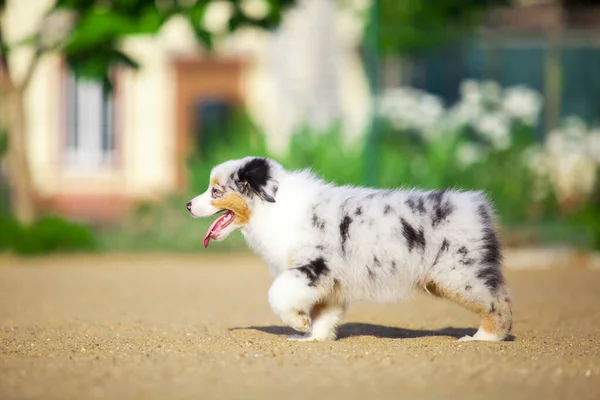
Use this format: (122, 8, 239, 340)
(0, 216, 22, 251)
(0, 129, 7, 157)
(98, 196, 247, 253)
(1, 216, 97, 255)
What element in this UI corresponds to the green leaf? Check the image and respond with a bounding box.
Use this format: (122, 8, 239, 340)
(64, 9, 138, 52)
(187, 9, 213, 50)
(110, 48, 140, 69)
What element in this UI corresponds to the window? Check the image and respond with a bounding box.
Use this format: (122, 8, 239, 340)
(65, 72, 115, 169)
(192, 97, 233, 157)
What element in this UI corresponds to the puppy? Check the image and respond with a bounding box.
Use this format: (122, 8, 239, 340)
(187, 156, 513, 342)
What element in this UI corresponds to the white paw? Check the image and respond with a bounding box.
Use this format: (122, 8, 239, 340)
(287, 333, 319, 342)
(281, 312, 311, 333)
(458, 330, 504, 342)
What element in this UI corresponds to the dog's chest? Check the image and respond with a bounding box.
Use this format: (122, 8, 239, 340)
(243, 209, 305, 274)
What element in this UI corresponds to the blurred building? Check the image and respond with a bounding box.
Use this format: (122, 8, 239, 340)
(3, 0, 369, 222)
(5, 0, 600, 223)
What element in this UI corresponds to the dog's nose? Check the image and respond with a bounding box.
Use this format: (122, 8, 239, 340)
(186, 201, 192, 212)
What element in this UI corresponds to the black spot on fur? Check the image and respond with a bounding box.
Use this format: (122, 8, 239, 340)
(430, 193, 454, 228)
(355, 207, 363, 216)
(459, 258, 476, 266)
(489, 303, 496, 313)
(401, 218, 426, 252)
(458, 246, 468, 256)
(432, 238, 450, 266)
(465, 284, 472, 291)
(316, 245, 325, 251)
(312, 213, 325, 231)
(391, 261, 397, 271)
(339, 215, 352, 254)
(476, 202, 503, 290)
(236, 157, 276, 202)
(477, 265, 504, 292)
(478, 203, 493, 225)
(367, 267, 376, 280)
(383, 205, 392, 215)
(427, 189, 446, 203)
(297, 258, 329, 287)
(406, 196, 426, 215)
(481, 228, 502, 266)
(373, 256, 381, 267)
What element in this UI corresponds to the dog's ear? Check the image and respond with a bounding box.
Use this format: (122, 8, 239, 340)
(236, 158, 277, 203)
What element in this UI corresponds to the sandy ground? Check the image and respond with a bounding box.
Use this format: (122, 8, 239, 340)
(0, 253, 599, 400)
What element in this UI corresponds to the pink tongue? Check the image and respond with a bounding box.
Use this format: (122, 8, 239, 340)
(203, 211, 234, 248)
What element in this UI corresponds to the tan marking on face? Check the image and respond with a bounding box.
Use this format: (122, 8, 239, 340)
(210, 178, 220, 186)
(210, 192, 251, 225)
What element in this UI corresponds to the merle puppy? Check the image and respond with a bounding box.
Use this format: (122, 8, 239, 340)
(187, 156, 513, 342)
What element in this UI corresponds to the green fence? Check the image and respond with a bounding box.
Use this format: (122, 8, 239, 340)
(404, 37, 600, 136)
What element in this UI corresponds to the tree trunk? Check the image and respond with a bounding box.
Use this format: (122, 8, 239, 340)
(7, 88, 36, 224)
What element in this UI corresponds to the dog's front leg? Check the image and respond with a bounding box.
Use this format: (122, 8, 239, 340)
(268, 267, 343, 341)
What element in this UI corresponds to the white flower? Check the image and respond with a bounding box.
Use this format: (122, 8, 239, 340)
(531, 120, 600, 204)
(476, 112, 511, 150)
(562, 116, 588, 140)
(419, 94, 445, 126)
(377, 87, 445, 135)
(459, 79, 482, 106)
(553, 152, 597, 203)
(241, 0, 270, 19)
(588, 129, 600, 163)
(456, 143, 486, 167)
(501, 86, 543, 126)
(203, 1, 234, 34)
(480, 80, 502, 104)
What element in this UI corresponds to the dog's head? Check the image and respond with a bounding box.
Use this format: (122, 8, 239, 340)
(187, 157, 280, 247)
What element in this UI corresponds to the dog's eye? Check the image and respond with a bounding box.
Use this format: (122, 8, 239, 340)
(211, 187, 223, 198)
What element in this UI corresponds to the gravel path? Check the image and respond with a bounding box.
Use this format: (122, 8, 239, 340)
(0, 253, 599, 400)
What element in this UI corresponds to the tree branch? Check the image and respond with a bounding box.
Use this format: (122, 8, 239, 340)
(0, 21, 14, 92)
(18, 45, 42, 91)
(0, 23, 10, 78)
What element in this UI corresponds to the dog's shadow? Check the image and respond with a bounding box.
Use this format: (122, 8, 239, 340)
(230, 323, 490, 340)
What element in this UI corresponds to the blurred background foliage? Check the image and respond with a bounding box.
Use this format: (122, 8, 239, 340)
(367, 0, 510, 55)
(55, 0, 297, 88)
(1, 0, 599, 255)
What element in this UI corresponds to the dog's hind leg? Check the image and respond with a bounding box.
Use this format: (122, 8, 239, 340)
(423, 268, 513, 342)
(268, 262, 338, 341)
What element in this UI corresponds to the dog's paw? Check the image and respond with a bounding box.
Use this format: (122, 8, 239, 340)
(281, 312, 311, 333)
(287, 333, 319, 342)
(457, 330, 504, 342)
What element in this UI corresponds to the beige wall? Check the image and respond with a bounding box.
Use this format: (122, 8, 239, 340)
(3, 0, 370, 204)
